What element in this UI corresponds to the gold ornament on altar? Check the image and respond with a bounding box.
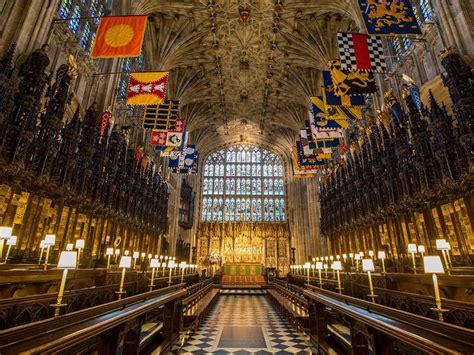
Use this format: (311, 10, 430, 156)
(66, 54, 79, 80)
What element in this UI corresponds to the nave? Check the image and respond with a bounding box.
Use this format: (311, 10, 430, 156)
(170, 295, 312, 354)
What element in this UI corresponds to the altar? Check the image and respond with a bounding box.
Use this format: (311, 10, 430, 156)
(224, 263, 263, 276)
(197, 222, 290, 274)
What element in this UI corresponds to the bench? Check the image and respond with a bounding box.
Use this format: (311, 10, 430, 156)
(268, 280, 309, 330)
(182, 281, 219, 332)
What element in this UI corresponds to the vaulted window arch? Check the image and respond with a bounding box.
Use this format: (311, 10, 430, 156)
(201, 145, 285, 222)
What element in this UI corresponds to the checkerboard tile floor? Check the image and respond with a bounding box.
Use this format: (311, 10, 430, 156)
(170, 295, 313, 354)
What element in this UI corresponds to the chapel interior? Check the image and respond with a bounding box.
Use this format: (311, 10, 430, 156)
(0, 0, 473, 354)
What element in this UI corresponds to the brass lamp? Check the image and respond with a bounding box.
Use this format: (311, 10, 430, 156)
(132, 251, 139, 269)
(423, 256, 448, 322)
(53, 251, 77, 316)
(349, 253, 354, 265)
(43, 234, 56, 270)
(149, 258, 159, 291)
(161, 261, 167, 277)
(332, 261, 343, 294)
(180, 261, 187, 283)
(436, 239, 450, 274)
(362, 258, 377, 303)
(105, 247, 113, 270)
(66, 243, 73, 251)
(354, 253, 361, 272)
(3, 236, 17, 264)
(311, 263, 315, 277)
(0, 227, 12, 262)
(408, 243, 417, 274)
(323, 263, 328, 278)
(38, 240, 46, 265)
(303, 262, 310, 283)
(368, 250, 374, 259)
(117, 256, 131, 300)
(168, 259, 176, 286)
(418, 245, 425, 257)
(316, 261, 323, 287)
(124, 250, 130, 256)
(114, 248, 121, 263)
(377, 251, 386, 273)
(75, 239, 85, 268)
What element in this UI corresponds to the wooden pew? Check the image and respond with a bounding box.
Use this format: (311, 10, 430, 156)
(182, 278, 219, 332)
(268, 279, 309, 330)
(0, 284, 186, 355)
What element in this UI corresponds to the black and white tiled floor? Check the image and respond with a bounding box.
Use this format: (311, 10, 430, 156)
(170, 295, 313, 354)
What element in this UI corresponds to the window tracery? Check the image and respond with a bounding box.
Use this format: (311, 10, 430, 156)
(202, 145, 285, 222)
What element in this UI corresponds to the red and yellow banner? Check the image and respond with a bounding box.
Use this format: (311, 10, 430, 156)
(127, 72, 169, 105)
(91, 16, 147, 58)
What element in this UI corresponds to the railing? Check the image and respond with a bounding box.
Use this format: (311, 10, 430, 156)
(0, 284, 186, 354)
(0, 273, 198, 330)
(304, 285, 474, 354)
(288, 273, 474, 328)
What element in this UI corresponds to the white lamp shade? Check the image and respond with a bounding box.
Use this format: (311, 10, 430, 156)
(141, 252, 146, 257)
(58, 251, 77, 269)
(150, 258, 160, 268)
(329, 256, 334, 261)
(303, 262, 310, 269)
(168, 260, 175, 268)
(149, 254, 153, 259)
(39, 240, 46, 248)
(368, 250, 374, 257)
(133, 251, 139, 259)
(45, 234, 56, 245)
(154, 254, 158, 259)
(75, 239, 85, 249)
(362, 259, 375, 272)
(7, 236, 17, 246)
(408, 243, 417, 253)
(423, 256, 445, 273)
(436, 239, 447, 250)
(0, 227, 12, 239)
(332, 261, 342, 270)
(359, 251, 364, 257)
(66, 243, 74, 251)
(106, 247, 114, 256)
(323, 263, 328, 269)
(342, 254, 347, 259)
(354, 254, 361, 260)
(349, 253, 353, 258)
(316, 262, 323, 269)
(115, 249, 121, 255)
(124, 250, 129, 256)
(161, 262, 167, 267)
(311, 264, 315, 269)
(312, 257, 316, 262)
(324, 256, 328, 261)
(418, 245, 425, 253)
(119, 256, 132, 268)
(377, 251, 386, 259)
(180, 262, 187, 269)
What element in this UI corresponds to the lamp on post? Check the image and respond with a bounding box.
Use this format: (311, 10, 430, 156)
(43, 234, 56, 270)
(436, 239, 450, 274)
(0, 227, 12, 262)
(362, 259, 377, 303)
(133, 251, 139, 269)
(332, 261, 343, 294)
(408, 243, 417, 274)
(38, 240, 46, 265)
(354, 253, 361, 272)
(114, 248, 121, 263)
(106, 248, 114, 270)
(423, 256, 448, 322)
(180, 262, 187, 283)
(323, 263, 328, 279)
(3, 236, 17, 264)
(349, 253, 354, 265)
(316, 262, 323, 287)
(75, 239, 85, 268)
(368, 250, 374, 259)
(418, 245, 425, 257)
(117, 256, 131, 300)
(168, 259, 176, 286)
(303, 262, 310, 283)
(52, 251, 77, 317)
(311, 263, 315, 277)
(66, 243, 73, 251)
(149, 258, 159, 291)
(377, 251, 386, 274)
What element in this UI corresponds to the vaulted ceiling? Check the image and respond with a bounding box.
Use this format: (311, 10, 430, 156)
(123, 0, 364, 157)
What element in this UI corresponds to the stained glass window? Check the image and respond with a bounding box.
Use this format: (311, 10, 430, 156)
(201, 145, 286, 222)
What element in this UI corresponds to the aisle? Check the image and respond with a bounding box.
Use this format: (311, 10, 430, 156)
(171, 295, 312, 354)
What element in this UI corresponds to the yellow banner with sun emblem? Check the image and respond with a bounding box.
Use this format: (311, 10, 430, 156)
(91, 16, 147, 58)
